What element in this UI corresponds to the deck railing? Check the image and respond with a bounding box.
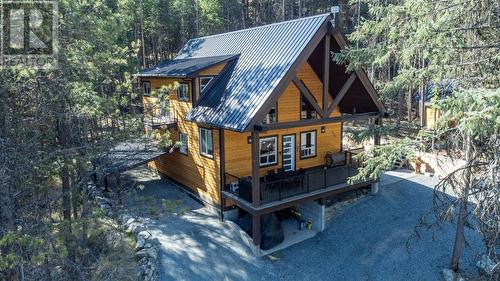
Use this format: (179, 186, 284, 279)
(142, 104, 178, 129)
(223, 149, 365, 205)
(259, 164, 359, 204)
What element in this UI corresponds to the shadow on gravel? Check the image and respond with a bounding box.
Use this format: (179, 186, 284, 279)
(267, 172, 484, 281)
(122, 167, 274, 281)
(121, 168, 484, 281)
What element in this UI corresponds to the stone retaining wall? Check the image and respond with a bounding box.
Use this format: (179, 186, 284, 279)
(87, 181, 160, 281)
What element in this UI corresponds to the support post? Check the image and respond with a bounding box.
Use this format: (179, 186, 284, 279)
(318, 197, 326, 206)
(251, 131, 260, 207)
(371, 182, 379, 195)
(323, 35, 331, 112)
(252, 214, 261, 247)
(220, 197, 226, 222)
(219, 128, 226, 222)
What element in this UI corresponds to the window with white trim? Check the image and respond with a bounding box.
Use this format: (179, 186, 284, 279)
(199, 128, 213, 158)
(199, 77, 213, 93)
(179, 133, 188, 155)
(259, 136, 277, 166)
(300, 131, 316, 158)
(142, 81, 151, 96)
(177, 83, 189, 101)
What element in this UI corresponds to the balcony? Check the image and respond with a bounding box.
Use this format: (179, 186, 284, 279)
(222, 150, 373, 210)
(143, 114, 177, 129)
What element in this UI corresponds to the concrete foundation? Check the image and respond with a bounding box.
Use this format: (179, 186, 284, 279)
(298, 200, 326, 231)
(223, 208, 239, 221)
(371, 182, 379, 195)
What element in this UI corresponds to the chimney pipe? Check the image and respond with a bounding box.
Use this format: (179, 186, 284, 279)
(331, 5, 340, 27)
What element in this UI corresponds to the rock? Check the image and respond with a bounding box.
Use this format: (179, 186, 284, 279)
(149, 238, 160, 246)
(96, 196, 111, 203)
(442, 269, 464, 281)
(126, 222, 144, 234)
(138, 230, 152, 240)
(136, 249, 149, 259)
(120, 213, 132, 224)
(144, 243, 151, 248)
(135, 237, 145, 250)
(476, 254, 500, 275)
(146, 247, 158, 260)
(132, 224, 146, 235)
(125, 217, 136, 226)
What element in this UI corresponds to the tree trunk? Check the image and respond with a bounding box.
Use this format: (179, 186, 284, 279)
(59, 116, 76, 275)
(282, 0, 285, 20)
(140, 0, 147, 68)
(450, 133, 473, 271)
(0, 86, 14, 233)
(396, 90, 404, 129)
(407, 86, 413, 122)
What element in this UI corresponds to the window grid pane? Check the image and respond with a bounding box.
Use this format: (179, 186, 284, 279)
(178, 84, 189, 101)
(180, 133, 188, 154)
(199, 128, 213, 157)
(300, 132, 316, 158)
(259, 137, 277, 166)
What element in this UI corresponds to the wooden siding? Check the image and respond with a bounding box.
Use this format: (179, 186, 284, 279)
(141, 73, 224, 205)
(225, 62, 342, 179)
(199, 62, 227, 76)
(425, 105, 441, 129)
(193, 61, 227, 103)
(142, 61, 344, 206)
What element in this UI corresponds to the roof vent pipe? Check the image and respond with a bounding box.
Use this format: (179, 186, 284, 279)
(331, 5, 340, 27)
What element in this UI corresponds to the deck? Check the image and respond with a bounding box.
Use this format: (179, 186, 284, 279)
(143, 115, 177, 129)
(222, 163, 374, 215)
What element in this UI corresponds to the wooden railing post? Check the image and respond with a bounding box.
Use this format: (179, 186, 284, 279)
(279, 182, 282, 201)
(323, 169, 327, 189)
(306, 174, 309, 192)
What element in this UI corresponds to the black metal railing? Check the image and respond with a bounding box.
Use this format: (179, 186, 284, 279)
(222, 149, 366, 205)
(143, 112, 177, 129)
(142, 104, 177, 129)
(259, 164, 359, 204)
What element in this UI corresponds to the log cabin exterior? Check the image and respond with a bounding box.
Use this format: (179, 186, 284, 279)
(137, 13, 386, 249)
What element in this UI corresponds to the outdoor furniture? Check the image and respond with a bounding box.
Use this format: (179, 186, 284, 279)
(238, 177, 253, 203)
(325, 151, 346, 167)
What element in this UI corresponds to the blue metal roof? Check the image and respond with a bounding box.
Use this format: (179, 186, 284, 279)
(181, 13, 331, 132)
(138, 55, 237, 78)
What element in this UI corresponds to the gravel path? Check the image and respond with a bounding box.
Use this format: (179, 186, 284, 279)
(124, 168, 484, 281)
(123, 168, 275, 281)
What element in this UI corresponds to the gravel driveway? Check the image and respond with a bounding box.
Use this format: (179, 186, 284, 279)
(124, 168, 484, 281)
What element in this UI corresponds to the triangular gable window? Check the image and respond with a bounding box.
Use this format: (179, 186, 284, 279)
(200, 76, 214, 93)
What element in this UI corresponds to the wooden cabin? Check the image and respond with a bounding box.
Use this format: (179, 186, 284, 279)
(137, 13, 386, 249)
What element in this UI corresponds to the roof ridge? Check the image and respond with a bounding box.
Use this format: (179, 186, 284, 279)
(189, 13, 331, 42)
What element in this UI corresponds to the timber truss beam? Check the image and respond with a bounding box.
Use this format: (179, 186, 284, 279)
(255, 112, 381, 131)
(292, 77, 326, 118)
(292, 71, 357, 120)
(327, 73, 356, 116)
